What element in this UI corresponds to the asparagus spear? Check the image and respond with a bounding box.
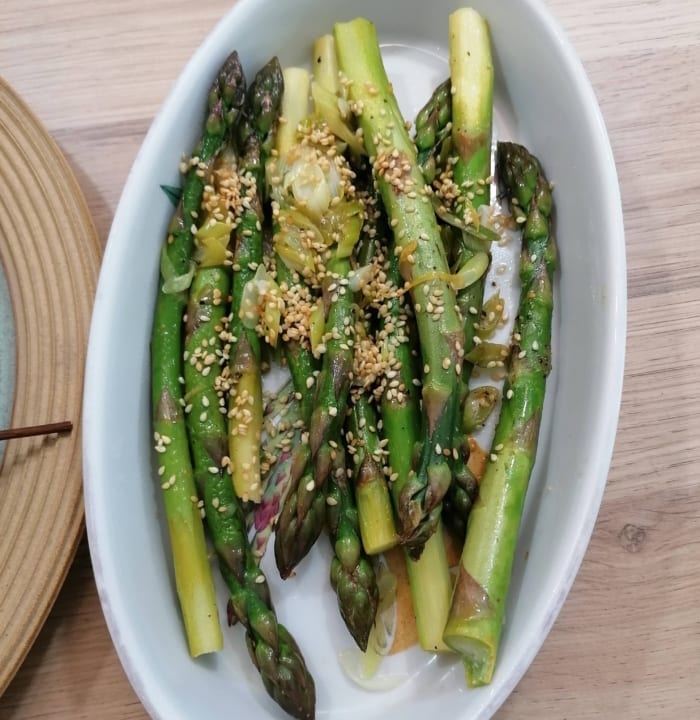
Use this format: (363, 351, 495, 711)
(326, 438, 379, 651)
(415, 9, 495, 545)
(150, 51, 245, 657)
(346, 393, 397, 554)
(275, 234, 361, 577)
(269, 66, 328, 579)
(443, 141, 556, 686)
(272, 59, 364, 578)
(377, 246, 453, 652)
(449, 8, 494, 212)
(335, 18, 465, 558)
(182, 102, 315, 720)
(228, 57, 284, 504)
(215, 475, 315, 720)
(184, 265, 310, 720)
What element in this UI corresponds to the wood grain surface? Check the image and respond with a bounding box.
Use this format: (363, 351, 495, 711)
(1, 0, 699, 717)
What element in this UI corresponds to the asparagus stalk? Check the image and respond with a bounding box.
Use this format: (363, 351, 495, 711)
(335, 18, 465, 558)
(182, 89, 315, 719)
(307, 251, 357, 457)
(272, 56, 365, 577)
(150, 51, 245, 656)
(276, 238, 360, 577)
(443, 142, 556, 686)
(416, 9, 494, 544)
(449, 8, 494, 208)
(378, 247, 453, 653)
(228, 57, 284, 504)
(306, 37, 362, 461)
(326, 438, 379, 651)
(184, 265, 312, 719)
(346, 393, 397, 554)
(214, 475, 315, 720)
(269, 66, 328, 579)
(268, 69, 323, 575)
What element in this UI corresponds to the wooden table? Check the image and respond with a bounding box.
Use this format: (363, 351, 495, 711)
(2, 0, 699, 717)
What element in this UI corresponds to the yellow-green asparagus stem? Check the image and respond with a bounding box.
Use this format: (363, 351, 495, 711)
(335, 18, 465, 558)
(150, 51, 246, 656)
(228, 58, 284, 504)
(443, 142, 557, 686)
(346, 394, 397, 554)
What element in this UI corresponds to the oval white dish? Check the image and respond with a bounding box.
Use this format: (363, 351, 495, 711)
(83, 1, 626, 718)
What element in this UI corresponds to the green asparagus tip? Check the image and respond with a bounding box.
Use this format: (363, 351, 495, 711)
(496, 142, 551, 215)
(250, 56, 285, 153)
(210, 50, 247, 127)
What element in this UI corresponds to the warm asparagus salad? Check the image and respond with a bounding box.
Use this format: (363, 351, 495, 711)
(150, 7, 556, 719)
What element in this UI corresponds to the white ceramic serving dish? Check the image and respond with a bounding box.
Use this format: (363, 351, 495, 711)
(83, 0, 626, 718)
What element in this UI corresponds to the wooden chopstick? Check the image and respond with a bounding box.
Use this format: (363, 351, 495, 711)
(0, 421, 73, 441)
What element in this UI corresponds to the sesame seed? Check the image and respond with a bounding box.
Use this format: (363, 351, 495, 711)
(490, 453, 498, 462)
(532, 340, 540, 351)
(305, 480, 315, 492)
(442, 357, 451, 370)
(326, 496, 338, 506)
(518, 350, 527, 359)
(329, 406, 338, 417)
(495, 443, 504, 451)
(255, 574, 266, 584)
(435, 443, 442, 455)
(507, 389, 514, 399)
(208, 466, 219, 474)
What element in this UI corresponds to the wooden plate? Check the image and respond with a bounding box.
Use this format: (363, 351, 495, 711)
(0, 77, 101, 694)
